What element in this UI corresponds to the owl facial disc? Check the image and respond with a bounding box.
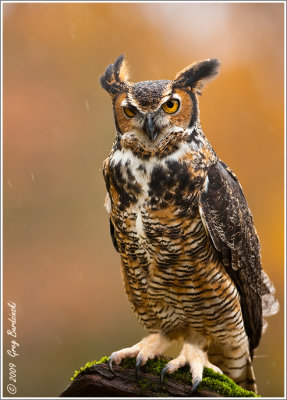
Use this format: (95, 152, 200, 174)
(100, 55, 221, 142)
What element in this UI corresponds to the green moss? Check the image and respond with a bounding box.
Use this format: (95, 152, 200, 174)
(71, 356, 109, 381)
(145, 357, 169, 375)
(121, 356, 140, 370)
(70, 356, 260, 397)
(202, 368, 259, 397)
(137, 378, 149, 389)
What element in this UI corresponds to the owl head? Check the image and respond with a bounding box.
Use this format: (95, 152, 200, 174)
(100, 55, 219, 143)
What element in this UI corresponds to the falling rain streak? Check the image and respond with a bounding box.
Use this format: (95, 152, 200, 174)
(69, 29, 75, 39)
(85, 99, 90, 111)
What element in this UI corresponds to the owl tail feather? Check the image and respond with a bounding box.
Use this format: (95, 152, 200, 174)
(208, 342, 257, 394)
(261, 270, 279, 334)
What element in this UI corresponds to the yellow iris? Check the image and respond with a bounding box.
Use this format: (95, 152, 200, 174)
(162, 99, 180, 114)
(123, 107, 136, 118)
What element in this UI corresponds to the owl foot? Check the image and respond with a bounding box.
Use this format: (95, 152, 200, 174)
(160, 342, 222, 394)
(108, 333, 170, 377)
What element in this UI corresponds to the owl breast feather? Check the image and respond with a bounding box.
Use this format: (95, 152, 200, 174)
(104, 134, 248, 337)
(104, 130, 217, 264)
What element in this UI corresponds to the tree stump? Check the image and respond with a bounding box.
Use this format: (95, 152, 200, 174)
(60, 357, 259, 397)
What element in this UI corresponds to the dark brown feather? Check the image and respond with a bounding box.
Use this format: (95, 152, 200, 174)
(100, 55, 128, 96)
(109, 218, 119, 252)
(173, 59, 220, 91)
(199, 160, 262, 352)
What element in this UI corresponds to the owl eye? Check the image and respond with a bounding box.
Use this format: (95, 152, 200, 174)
(123, 106, 136, 118)
(162, 99, 180, 114)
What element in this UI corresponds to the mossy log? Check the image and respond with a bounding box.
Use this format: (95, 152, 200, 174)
(60, 356, 259, 397)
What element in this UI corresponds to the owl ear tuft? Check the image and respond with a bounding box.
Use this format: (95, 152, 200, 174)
(100, 55, 130, 96)
(173, 59, 220, 92)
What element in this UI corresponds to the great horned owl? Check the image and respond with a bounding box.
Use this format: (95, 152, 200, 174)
(100, 55, 279, 394)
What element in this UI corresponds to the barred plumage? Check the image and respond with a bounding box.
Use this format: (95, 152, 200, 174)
(100, 55, 279, 394)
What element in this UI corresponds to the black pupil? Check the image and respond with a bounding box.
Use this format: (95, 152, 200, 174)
(166, 100, 174, 108)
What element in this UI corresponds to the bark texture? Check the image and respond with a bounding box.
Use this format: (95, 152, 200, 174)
(61, 362, 224, 397)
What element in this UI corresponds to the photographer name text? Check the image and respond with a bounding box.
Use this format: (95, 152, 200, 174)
(6, 301, 19, 395)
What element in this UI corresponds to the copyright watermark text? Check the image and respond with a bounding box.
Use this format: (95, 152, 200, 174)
(6, 301, 19, 395)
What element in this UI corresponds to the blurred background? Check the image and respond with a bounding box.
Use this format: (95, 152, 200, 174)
(3, 2, 284, 397)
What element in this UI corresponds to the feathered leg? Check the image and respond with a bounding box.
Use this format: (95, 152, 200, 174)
(208, 341, 257, 393)
(160, 331, 223, 394)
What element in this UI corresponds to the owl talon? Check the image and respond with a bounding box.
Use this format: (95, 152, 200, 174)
(108, 356, 115, 375)
(190, 378, 201, 395)
(160, 365, 169, 385)
(135, 354, 144, 379)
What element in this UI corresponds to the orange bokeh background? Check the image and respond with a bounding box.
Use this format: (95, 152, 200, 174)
(3, 2, 284, 397)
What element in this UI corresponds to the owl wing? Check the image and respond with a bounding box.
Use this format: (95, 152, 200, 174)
(109, 218, 120, 252)
(199, 160, 262, 353)
(104, 191, 120, 253)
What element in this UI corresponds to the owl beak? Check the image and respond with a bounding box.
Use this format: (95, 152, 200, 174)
(144, 114, 159, 141)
